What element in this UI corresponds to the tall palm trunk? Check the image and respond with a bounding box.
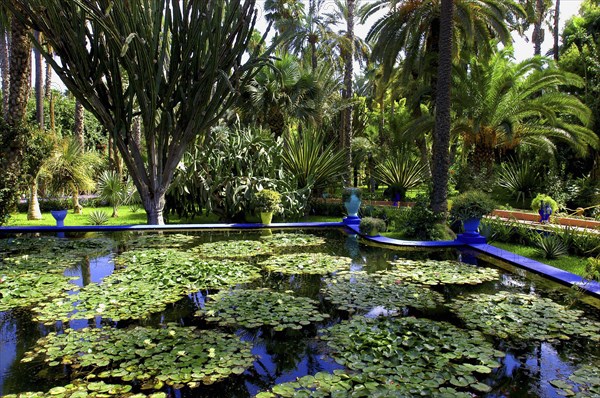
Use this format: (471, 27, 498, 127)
(34, 31, 43, 127)
(532, 0, 545, 56)
(341, 0, 355, 185)
(0, 16, 31, 222)
(0, 28, 9, 118)
(27, 179, 42, 220)
(7, 16, 30, 127)
(44, 58, 52, 100)
(553, 0, 560, 61)
(431, 0, 454, 215)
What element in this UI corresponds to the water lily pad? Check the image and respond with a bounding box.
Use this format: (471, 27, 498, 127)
(320, 316, 503, 396)
(193, 240, 273, 259)
(196, 288, 329, 330)
(260, 253, 351, 275)
(388, 258, 500, 285)
(0, 253, 79, 314)
(0, 237, 113, 259)
(1, 379, 144, 397)
(22, 324, 254, 388)
(322, 270, 444, 313)
(34, 248, 261, 323)
(263, 233, 326, 248)
(449, 292, 600, 342)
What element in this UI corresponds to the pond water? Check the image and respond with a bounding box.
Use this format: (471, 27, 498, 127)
(0, 229, 598, 398)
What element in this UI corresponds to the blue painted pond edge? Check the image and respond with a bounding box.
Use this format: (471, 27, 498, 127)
(1, 221, 598, 299)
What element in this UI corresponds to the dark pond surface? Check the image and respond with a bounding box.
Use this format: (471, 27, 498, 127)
(0, 229, 599, 397)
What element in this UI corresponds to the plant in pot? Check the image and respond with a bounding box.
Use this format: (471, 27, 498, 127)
(450, 191, 496, 236)
(342, 187, 362, 224)
(359, 217, 387, 236)
(255, 189, 281, 225)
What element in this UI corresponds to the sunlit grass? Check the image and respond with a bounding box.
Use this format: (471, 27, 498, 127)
(491, 241, 589, 277)
(6, 207, 342, 227)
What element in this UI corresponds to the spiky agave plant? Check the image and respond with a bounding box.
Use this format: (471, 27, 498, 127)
(372, 151, 428, 201)
(282, 129, 346, 196)
(533, 233, 568, 260)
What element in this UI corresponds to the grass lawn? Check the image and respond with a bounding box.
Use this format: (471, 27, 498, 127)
(5, 207, 342, 227)
(491, 241, 590, 277)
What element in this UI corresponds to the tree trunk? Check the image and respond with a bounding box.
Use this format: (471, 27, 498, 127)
(142, 191, 166, 225)
(7, 15, 31, 127)
(132, 116, 141, 149)
(34, 31, 44, 128)
(431, 0, 454, 216)
(72, 189, 82, 214)
(341, 0, 355, 185)
(553, 0, 560, 61)
(45, 58, 52, 100)
(0, 28, 10, 119)
(74, 99, 85, 148)
(112, 204, 119, 218)
(532, 0, 545, 56)
(27, 178, 42, 220)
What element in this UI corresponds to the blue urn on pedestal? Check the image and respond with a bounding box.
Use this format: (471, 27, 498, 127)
(342, 187, 361, 226)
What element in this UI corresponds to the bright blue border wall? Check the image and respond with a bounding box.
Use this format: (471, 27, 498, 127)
(1, 221, 598, 299)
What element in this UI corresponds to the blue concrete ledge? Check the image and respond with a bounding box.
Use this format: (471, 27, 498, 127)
(344, 224, 464, 248)
(470, 243, 600, 299)
(0, 221, 346, 234)
(2, 221, 598, 299)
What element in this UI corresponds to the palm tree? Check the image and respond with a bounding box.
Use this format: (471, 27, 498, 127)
(43, 138, 100, 214)
(452, 50, 598, 173)
(0, 16, 9, 118)
(242, 53, 323, 138)
(431, 0, 454, 215)
(363, 0, 522, 83)
(97, 170, 134, 218)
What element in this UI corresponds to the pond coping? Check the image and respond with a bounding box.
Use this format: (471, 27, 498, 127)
(348, 224, 600, 299)
(1, 221, 599, 299)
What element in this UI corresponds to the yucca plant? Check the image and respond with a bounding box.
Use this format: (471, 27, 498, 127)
(496, 159, 541, 205)
(533, 233, 568, 260)
(479, 217, 514, 243)
(372, 151, 428, 201)
(87, 210, 109, 226)
(282, 130, 346, 195)
(97, 171, 135, 218)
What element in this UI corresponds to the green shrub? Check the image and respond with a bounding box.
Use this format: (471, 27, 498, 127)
(496, 158, 541, 205)
(450, 191, 496, 221)
(255, 189, 281, 213)
(479, 217, 514, 243)
(395, 196, 446, 241)
(533, 233, 568, 260)
(87, 210, 109, 225)
(372, 151, 428, 202)
(359, 217, 387, 236)
(531, 194, 559, 214)
(309, 199, 345, 217)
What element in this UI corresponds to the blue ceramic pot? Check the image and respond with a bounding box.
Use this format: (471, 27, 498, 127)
(344, 192, 361, 217)
(462, 218, 481, 236)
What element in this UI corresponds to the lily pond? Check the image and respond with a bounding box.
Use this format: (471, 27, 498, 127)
(0, 229, 599, 398)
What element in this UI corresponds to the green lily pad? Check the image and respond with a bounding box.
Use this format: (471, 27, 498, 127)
(262, 233, 326, 248)
(449, 292, 600, 342)
(387, 258, 500, 285)
(35, 248, 261, 323)
(260, 253, 351, 275)
(193, 240, 273, 259)
(322, 270, 444, 313)
(1, 379, 145, 397)
(22, 324, 254, 388)
(196, 288, 329, 329)
(319, 316, 503, 396)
